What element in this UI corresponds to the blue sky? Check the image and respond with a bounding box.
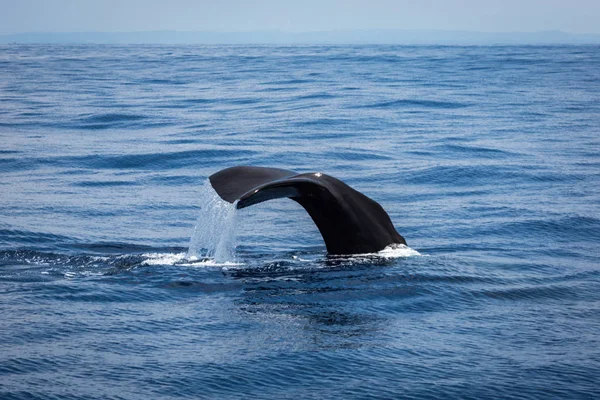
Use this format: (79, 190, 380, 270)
(1, 0, 599, 34)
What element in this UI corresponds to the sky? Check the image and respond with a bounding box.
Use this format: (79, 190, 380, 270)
(1, 0, 599, 35)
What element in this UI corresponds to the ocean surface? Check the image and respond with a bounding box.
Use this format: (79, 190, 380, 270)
(1, 44, 599, 399)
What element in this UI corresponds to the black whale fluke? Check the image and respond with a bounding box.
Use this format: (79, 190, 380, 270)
(209, 166, 406, 255)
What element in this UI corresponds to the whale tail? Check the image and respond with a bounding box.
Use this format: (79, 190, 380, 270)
(209, 166, 406, 255)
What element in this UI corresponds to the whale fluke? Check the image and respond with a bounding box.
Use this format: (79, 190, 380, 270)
(209, 166, 406, 255)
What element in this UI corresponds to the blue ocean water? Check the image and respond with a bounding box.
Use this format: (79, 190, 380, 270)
(1, 44, 600, 399)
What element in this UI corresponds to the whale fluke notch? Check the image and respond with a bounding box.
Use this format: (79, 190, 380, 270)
(209, 166, 406, 255)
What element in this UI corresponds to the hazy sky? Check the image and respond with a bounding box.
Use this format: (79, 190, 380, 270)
(1, 0, 599, 35)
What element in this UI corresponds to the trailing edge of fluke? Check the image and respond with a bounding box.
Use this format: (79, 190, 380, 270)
(209, 166, 406, 255)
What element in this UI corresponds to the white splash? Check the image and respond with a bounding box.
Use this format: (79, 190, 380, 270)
(142, 252, 187, 266)
(328, 243, 421, 261)
(141, 252, 242, 267)
(186, 181, 239, 263)
(377, 243, 421, 258)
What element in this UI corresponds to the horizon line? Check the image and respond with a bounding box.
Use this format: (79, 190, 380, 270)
(2, 28, 600, 34)
(2, 29, 600, 45)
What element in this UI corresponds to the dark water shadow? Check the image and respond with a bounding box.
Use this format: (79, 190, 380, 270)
(220, 254, 413, 349)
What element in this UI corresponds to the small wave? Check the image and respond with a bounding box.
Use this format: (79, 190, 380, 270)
(180, 98, 213, 105)
(360, 99, 470, 109)
(264, 78, 314, 85)
(63, 112, 162, 130)
(0, 229, 77, 248)
(432, 144, 520, 159)
(404, 164, 519, 187)
(227, 98, 260, 105)
(0, 250, 147, 280)
(24, 148, 257, 171)
(323, 149, 393, 162)
(79, 113, 145, 123)
(74, 180, 136, 187)
(293, 92, 336, 100)
(138, 78, 188, 85)
(487, 215, 600, 243)
(475, 283, 578, 301)
(294, 118, 351, 127)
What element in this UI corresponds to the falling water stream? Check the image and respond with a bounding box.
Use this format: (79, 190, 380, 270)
(187, 182, 239, 263)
